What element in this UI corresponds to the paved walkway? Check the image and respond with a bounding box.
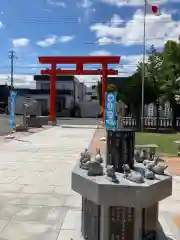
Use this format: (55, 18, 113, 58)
(0, 126, 96, 240)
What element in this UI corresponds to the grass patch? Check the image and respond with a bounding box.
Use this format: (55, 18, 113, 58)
(135, 132, 180, 156)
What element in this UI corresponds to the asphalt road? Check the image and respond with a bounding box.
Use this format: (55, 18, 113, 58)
(0, 115, 100, 136)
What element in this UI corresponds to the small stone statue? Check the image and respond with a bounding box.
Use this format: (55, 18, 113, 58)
(149, 152, 155, 161)
(140, 149, 149, 160)
(80, 148, 91, 169)
(144, 166, 155, 180)
(87, 151, 103, 176)
(94, 148, 103, 163)
(134, 150, 143, 163)
(106, 165, 119, 183)
(106, 165, 115, 178)
(143, 159, 157, 167)
(122, 164, 144, 183)
(122, 164, 131, 174)
(147, 161, 168, 175)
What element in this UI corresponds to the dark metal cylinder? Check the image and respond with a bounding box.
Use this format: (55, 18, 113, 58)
(106, 129, 136, 172)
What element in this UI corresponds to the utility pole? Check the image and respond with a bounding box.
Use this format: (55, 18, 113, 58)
(8, 50, 17, 88)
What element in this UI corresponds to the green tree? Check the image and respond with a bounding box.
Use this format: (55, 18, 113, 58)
(161, 41, 180, 130)
(97, 82, 120, 106)
(145, 45, 164, 131)
(119, 69, 157, 129)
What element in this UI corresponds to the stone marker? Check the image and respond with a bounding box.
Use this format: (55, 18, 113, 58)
(106, 129, 136, 171)
(24, 101, 48, 127)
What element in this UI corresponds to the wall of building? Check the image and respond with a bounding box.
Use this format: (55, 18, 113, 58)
(79, 101, 100, 118)
(36, 78, 86, 105)
(85, 86, 98, 101)
(13, 94, 74, 115)
(36, 81, 74, 91)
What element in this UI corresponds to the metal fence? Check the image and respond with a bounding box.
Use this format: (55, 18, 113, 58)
(122, 117, 180, 129)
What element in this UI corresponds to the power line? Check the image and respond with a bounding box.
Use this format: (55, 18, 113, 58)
(8, 50, 18, 88)
(18, 17, 173, 24)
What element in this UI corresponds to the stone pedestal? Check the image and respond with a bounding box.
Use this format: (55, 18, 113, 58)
(26, 116, 42, 128)
(106, 129, 135, 171)
(142, 204, 158, 240)
(72, 128, 172, 240)
(80, 198, 158, 240)
(72, 164, 172, 240)
(15, 124, 28, 132)
(26, 116, 49, 127)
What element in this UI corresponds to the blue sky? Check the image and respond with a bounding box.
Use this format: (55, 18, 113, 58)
(0, 0, 179, 87)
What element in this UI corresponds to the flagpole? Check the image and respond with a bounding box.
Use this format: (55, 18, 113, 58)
(141, 0, 147, 132)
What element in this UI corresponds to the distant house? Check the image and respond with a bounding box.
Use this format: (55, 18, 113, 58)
(0, 84, 10, 112)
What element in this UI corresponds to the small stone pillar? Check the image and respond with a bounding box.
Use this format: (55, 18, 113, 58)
(106, 129, 136, 171)
(116, 100, 127, 129)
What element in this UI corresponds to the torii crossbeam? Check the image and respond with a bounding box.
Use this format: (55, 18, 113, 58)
(38, 56, 120, 123)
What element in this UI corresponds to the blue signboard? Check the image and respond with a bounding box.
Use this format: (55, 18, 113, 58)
(105, 92, 117, 130)
(9, 91, 17, 129)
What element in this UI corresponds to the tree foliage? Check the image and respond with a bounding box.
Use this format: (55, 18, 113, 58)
(96, 40, 180, 129)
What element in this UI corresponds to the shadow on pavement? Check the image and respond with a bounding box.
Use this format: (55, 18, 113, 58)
(14, 139, 31, 143)
(158, 223, 175, 240)
(61, 125, 98, 129)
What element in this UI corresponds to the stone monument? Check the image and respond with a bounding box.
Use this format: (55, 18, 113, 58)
(72, 129, 172, 240)
(25, 100, 48, 127)
(116, 100, 127, 129)
(106, 129, 135, 171)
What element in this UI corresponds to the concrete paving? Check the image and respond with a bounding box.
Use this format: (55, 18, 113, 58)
(0, 115, 99, 136)
(0, 126, 95, 240)
(159, 175, 180, 240)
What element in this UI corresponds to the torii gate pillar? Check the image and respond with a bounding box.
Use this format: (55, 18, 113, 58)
(49, 63, 56, 123)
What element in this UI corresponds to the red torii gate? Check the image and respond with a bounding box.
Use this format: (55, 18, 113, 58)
(38, 56, 120, 123)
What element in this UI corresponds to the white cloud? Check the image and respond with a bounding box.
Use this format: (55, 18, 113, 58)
(36, 35, 57, 47)
(101, 0, 167, 7)
(77, 0, 92, 9)
(77, 0, 96, 19)
(89, 50, 111, 56)
(90, 23, 123, 38)
(59, 35, 75, 42)
(47, 0, 66, 7)
(0, 21, 3, 28)
(36, 35, 75, 47)
(76, 75, 100, 86)
(0, 74, 35, 88)
(12, 38, 30, 48)
(108, 14, 124, 27)
(90, 10, 180, 48)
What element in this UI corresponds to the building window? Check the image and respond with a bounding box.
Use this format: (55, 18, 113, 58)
(91, 96, 97, 100)
(41, 83, 50, 90)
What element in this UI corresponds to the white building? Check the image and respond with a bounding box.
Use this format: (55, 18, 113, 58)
(85, 85, 98, 101)
(14, 75, 87, 116)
